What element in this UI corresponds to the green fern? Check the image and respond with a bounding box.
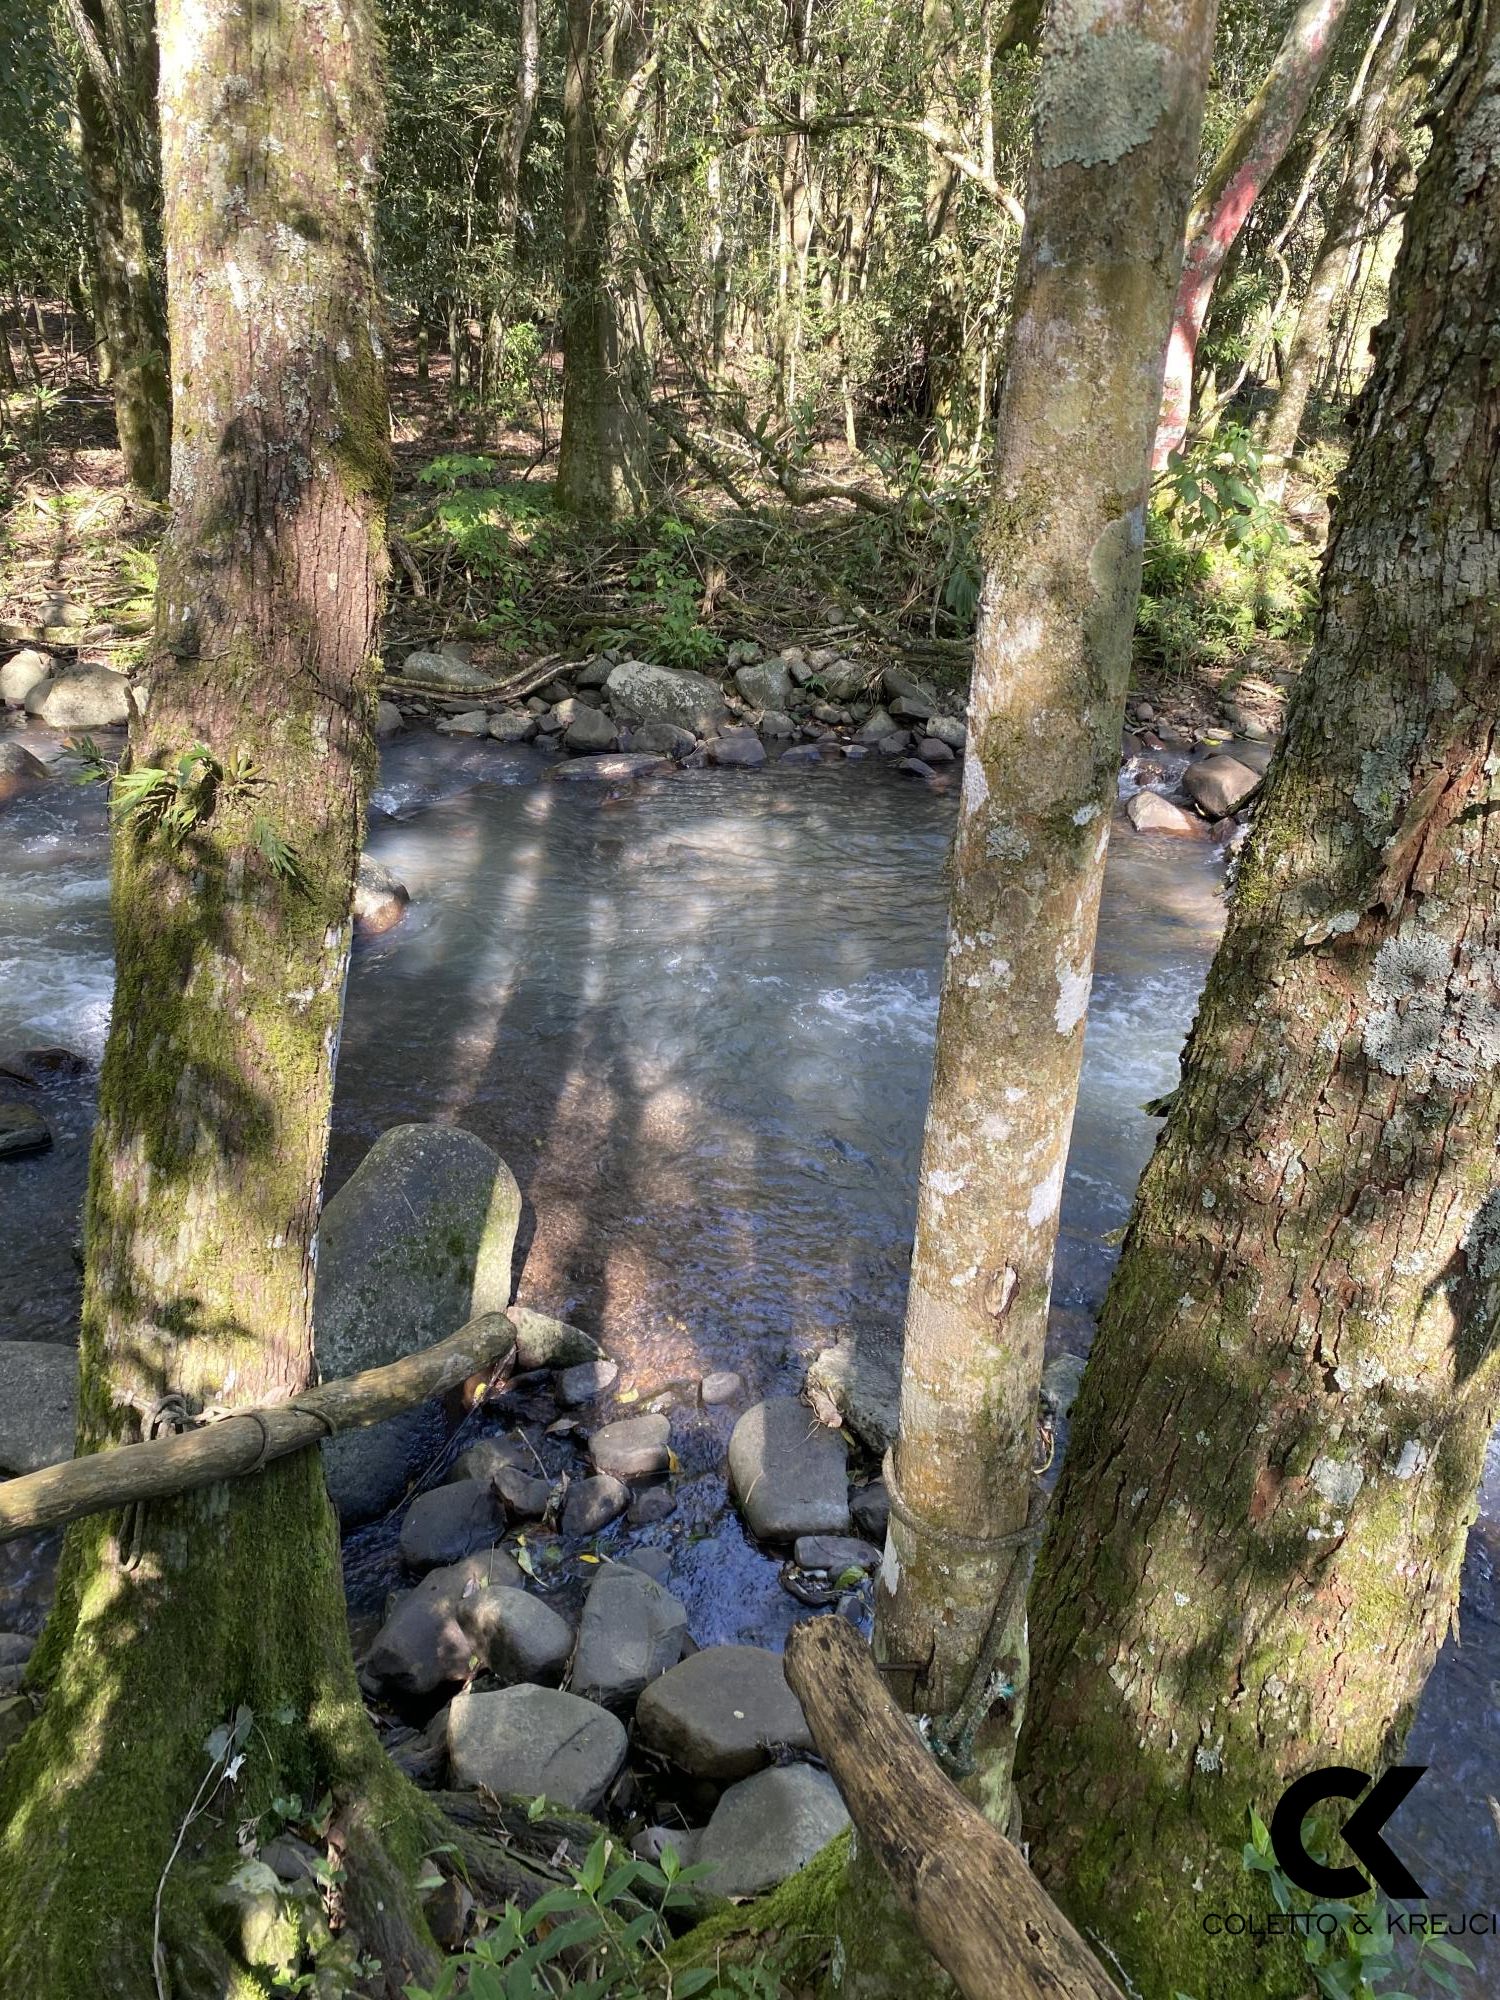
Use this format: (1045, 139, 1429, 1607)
(251, 817, 312, 894)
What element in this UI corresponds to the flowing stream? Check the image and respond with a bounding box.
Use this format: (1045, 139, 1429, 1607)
(0, 726, 1493, 1984)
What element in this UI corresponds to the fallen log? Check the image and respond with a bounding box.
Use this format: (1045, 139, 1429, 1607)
(783, 1617, 1124, 2000)
(0, 1312, 515, 1542)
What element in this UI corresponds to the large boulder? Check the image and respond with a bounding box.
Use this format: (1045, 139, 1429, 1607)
(1, 649, 50, 708)
(396, 651, 498, 696)
(0, 1342, 77, 1474)
(365, 1551, 524, 1697)
(1182, 754, 1260, 820)
(571, 1565, 689, 1709)
(734, 660, 792, 711)
(604, 661, 729, 737)
(447, 1685, 626, 1811)
(25, 666, 131, 729)
(633, 1645, 815, 1782)
(697, 1765, 850, 1897)
(315, 1125, 522, 1521)
(728, 1398, 848, 1542)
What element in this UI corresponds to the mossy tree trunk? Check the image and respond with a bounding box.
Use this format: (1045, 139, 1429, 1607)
(1018, 12, 1500, 1994)
(1261, 0, 1416, 492)
(0, 0, 447, 1993)
(555, 0, 653, 522)
(67, 0, 171, 498)
(870, 0, 1218, 1861)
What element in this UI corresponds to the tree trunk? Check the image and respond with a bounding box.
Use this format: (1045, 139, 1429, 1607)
(0, 0, 442, 1991)
(1018, 13, 1500, 1996)
(1153, 0, 1356, 466)
(871, 0, 1218, 1842)
(555, 0, 653, 521)
(68, 0, 171, 498)
(1262, 0, 1415, 489)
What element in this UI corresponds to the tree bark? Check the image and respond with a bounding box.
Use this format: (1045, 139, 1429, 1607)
(0, 0, 442, 1990)
(1153, 0, 1356, 466)
(1019, 12, 1500, 1994)
(1261, 0, 1415, 488)
(555, 0, 653, 521)
(67, 0, 171, 498)
(872, 0, 1218, 1840)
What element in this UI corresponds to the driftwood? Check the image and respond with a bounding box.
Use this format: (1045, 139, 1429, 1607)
(783, 1618, 1124, 2000)
(0, 1312, 516, 1543)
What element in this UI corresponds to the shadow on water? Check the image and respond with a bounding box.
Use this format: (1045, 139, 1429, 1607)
(1, 732, 1494, 1976)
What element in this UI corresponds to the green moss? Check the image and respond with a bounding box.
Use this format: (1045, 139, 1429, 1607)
(667, 1832, 851, 1987)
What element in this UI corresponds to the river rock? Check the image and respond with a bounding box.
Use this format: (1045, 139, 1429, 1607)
(1222, 700, 1274, 742)
(353, 854, 410, 934)
(399, 1479, 503, 1572)
(0, 1342, 77, 1474)
(489, 708, 537, 744)
(711, 732, 767, 769)
(365, 1550, 525, 1696)
(1231, 738, 1274, 775)
(849, 1479, 889, 1542)
(0, 1046, 90, 1088)
(38, 597, 88, 628)
(728, 1398, 849, 1542)
(25, 666, 131, 729)
(699, 1370, 743, 1405)
(0, 1101, 51, 1160)
(398, 651, 497, 695)
(807, 1337, 899, 1452)
(375, 699, 404, 738)
(757, 710, 797, 739)
(734, 660, 792, 710)
(561, 1474, 630, 1537)
(549, 752, 673, 783)
(571, 1565, 689, 1708)
(629, 1484, 676, 1526)
(1, 649, 50, 708)
(697, 1765, 850, 1897)
(1183, 754, 1261, 819)
(926, 714, 966, 750)
(557, 1359, 620, 1406)
(881, 667, 942, 713)
(451, 1434, 537, 1488)
(493, 1464, 552, 1518)
(436, 709, 489, 737)
(575, 657, 612, 689)
(466, 1588, 573, 1685)
(889, 694, 934, 724)
(316, 1125, 522, 1521)
(1126, 791, 1206, 838)
(620, 1546, 673, 1583)
(915, 737, 955, 765)
(605, 661, 730, 736)
(853, 707, 895, 744)
(628, 720, 696, 758)
(564, 705, 617, 753)
(507, 1306, 601, 1370)
(814, 659, 868, 700)
(590, 1414, 671, 1480)
(447, 1685, 626, 1811)
(634, 1645, 815, 1782)
(1041, 1350, 1088, 1419)
(792, 1536, 882, 1574)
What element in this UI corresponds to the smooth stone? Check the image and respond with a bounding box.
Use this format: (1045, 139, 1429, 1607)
(0, 741, 50, 803)
(353, 854, 410, 935)
(897, 756, 934, 778)
(561, 1474, 630, 1537)
(451, 1434, 538, 1488)
(548, 753, 672, 783)
(0, 1342, 77, 1474)
(711, 733, 767, 769)
(699, 1370, 743, 1406)
(915, 737, 955, 764)
(571, 1565, 689, 1708)
(489, 708, 537, 743)
(1223, 701, 1274, 741)
(880, 667, 942, 713)
(1182, 754, 1261, 819)
(1232, 738, 1274, 775)
(25, 666, 131, 729)
(447, 1685, 627, 1812)
(734, 660, 793, 710)
(466, 1587, 573, 1685)
(807, 1338, 899, 1452)
(628, 720, 696, 758)
(375, 699, 404, 738)
(852, 707, 895, 744)
(634, 1645, 815, 1782)
(507, 1306, 601, 1370)
(317, 1125, 522, 1522)
(878, 733, 912, 759)
(364, 1551, 523, 1696)
(0, 650, 50, 708)
(492, 1464, 552, 1519)
(619, 1547, 673, 1583)
(792, 1536, 882, 1575)
(564, 706, 617, 753)
(728, 1398, 849, 1543)
(757, 710, 797, 739)
(398, 651, 497, 694)
(889, 694, 934, 723)
(399, 1479, 503, 1572)
(37, 597, 89, 627)
(1126, 791, 1207, 838)
(590, 1414, 671, 1481)
(557, 1359, 620, 1407)
(604, 661, 730, 736)
(812, 659, 868, 700)
(697, 1764, 850, 1897)
(849, 1479, 889, 1543)
(629, 1485, 677, 1526)
(0, 1102, 52, 1159)
(778, 744, 824, 765)
(926, 714, 966, 750)
(260, 1835, 322, 1884)
(436, 709, 489, 737)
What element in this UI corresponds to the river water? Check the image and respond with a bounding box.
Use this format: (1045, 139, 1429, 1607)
(0, 728, 1493, 1988)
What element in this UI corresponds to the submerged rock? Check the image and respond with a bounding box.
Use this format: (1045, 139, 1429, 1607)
(549, 752, 672, 783)
(699, 1370, 743, 1406)
(571, 1565, 689, 1709)
(315, 1125, 522, 1521)
(0, 1341, 77, 1474)
(590, 1414, 671, 1481)
(697, 1764, 850, 1897)
(557, 1358, 620, 1406)
(447, 1684, 627, 1811)
(634, 1645, 815, 1782)
(728, 1398, 849, 1542)
(0, 1101, 52, 1159)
